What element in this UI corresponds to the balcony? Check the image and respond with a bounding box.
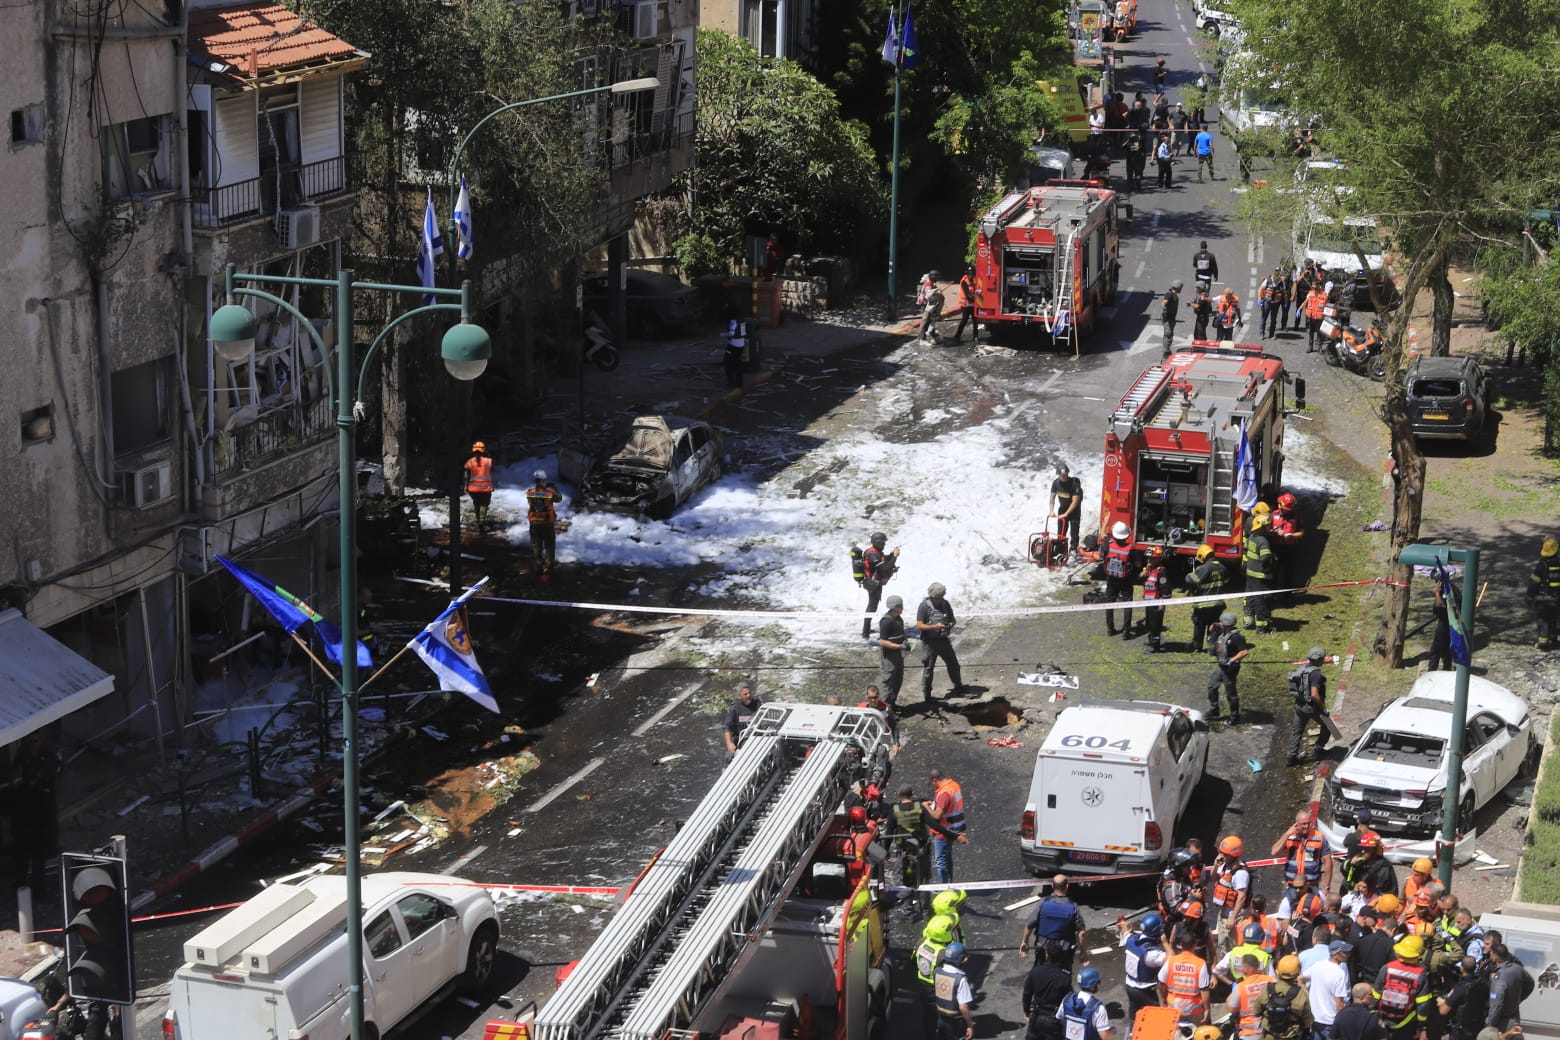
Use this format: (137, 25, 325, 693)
(211, 396, 334, 480)
(193, 157, 349, 230)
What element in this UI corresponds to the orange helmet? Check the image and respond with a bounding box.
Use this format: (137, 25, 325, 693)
(1375, 894, 1402, 915)
(1219, 835, 1244, 858)
(1182, 899, 1205, 920)
(1276, 955, 1302, 979)
(471, 441, 487, 453)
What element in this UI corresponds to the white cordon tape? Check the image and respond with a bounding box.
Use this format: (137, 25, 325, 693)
(486, 579, 1397, 621)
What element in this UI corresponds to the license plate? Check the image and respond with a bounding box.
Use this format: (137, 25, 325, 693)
(1067, 850, 1114, 864)
(1422, 412, 1450, 420)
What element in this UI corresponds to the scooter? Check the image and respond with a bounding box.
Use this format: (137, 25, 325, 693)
(582, 314, 619, 372)
(1328, 319, 1386, 379)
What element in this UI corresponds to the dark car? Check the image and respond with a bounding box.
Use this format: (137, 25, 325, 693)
(578, 415, 723, 518)
(579, 270, 698, 339)
(1404, 355, 1487, 441)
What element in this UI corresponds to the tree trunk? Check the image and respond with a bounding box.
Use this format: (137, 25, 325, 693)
(1430, 257, 1454, 356)
(379, 101, 409, 494)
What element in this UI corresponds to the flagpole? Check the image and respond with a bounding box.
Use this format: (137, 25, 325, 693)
(287, 632, 343, 689)
(886, 1, 904, 324)
(357, 647, 413, 691)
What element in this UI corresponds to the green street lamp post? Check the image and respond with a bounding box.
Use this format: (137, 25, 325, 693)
(438, 76, 658, 591)
(210, 264, 490, 1040)
(1396, 542, 1480, 891)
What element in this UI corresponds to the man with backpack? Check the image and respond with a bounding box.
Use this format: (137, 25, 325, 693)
(1373, 936, 1434, 1040)
(859, 531, 901, 640)
(1059, 968, 1116, 1040)
(1287, 647, 1331, 766)
(1254, 955, 1314, 1040)
(1022, 875, 1088, 971)
(1207, 612, 1252, 723)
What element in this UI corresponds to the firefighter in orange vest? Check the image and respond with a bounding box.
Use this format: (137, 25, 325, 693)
(953, 265, 980, 342)
(1373, 936, 1433, 1038)
(526, 469, 562, 579)
(1158, 933, 1212, 1025)
(1140, 549, 1170, 653)
(463, 441, 495, 530)
(1226, 955, 1277, 1040)
(1103, 521, 1144, 639)
(1304, 285, 1329, 352)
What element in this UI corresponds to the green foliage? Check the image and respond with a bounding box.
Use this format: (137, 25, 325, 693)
(674, 232, 726, 279)
(1518, 714, 1560, 904)
(1478, 235, 1560, 452)
(930, 50, 1067, 189)
(683, 29, 885, 261)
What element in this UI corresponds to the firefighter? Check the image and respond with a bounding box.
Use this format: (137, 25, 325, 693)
(1103, 521, 1144, 638)
(526, 469, 562, 579)
(1373, 936, 1434, 1040)
(953, 265, 980, 342)
(1216, 289, 1244, 342)
(1184, 543, 1230, 652)
(1227, 956, 1277, 1040)
(1207, 612, 1251, 724)
(1142, 549, 1170, 652)
(1269, 492, 1305, 593)
(463, 441, 494, 530)
(1161, 281, 1183, 356)
(1261, 267, 1289, 338)
(860, 532, 901, 640)
(1527, 536, 1560, 649)
(1242, 507, 1279, 631)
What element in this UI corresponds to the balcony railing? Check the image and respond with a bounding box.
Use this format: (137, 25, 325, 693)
(193, 157, 350, 230)
(211, 396, 334, 479)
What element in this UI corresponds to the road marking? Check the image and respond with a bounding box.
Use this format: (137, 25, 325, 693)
(632, 683, 701, 736)
(445, 844, 488, 874)
(1128, 326, 1161, 355)
(1246, 238, 1256, 264)
(527, 756, 605, 813)
(1134, 260, 1147, 279)
(1039, 370, 1065, 393)
(1143, 238, 1154, 255)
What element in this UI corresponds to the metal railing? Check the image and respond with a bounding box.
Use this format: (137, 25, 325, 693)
(193, 157, 349, 229)
(211, 395, 334, 478)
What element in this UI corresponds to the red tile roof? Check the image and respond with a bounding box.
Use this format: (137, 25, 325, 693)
(189, 2, 366, 82)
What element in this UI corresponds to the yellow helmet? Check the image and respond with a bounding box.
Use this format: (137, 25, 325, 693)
(1194, 1027, 1223, 1040)
(1276, 955, 1302, 979)
(1252, 502, 1272, 515)
(471, 441, 487, 453)
(1544, 537, 1559, 558)
(1395, 936, 1425, 962)
(923, 914, 958, 945)
(1250, 513, 1271, 530)
(1375, 894, 1402, 915)
(1195, 543, 1215, 562)
(932, 890, 968, 916)
(1412, 858, 1434, 876)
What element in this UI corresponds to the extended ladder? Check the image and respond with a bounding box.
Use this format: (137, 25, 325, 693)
(1208, 435, 1237, 536)
(533, 704, 887, 1040)
(1050, 224, 1082, 357)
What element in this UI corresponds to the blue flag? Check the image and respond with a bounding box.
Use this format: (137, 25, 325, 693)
(215, 555, 371, 668)
(410, 578, 499, 713)
(453, 177, 474, 261)
(1437, 560, 1471, 667)
(899, 2, 921, 69)
(1234, 422, 1259, 513)
(416, 187, 443, 304)
(881, 7, 898, 65)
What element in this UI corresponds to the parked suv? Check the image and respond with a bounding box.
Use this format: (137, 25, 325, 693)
(1404, 355, 1487, 441)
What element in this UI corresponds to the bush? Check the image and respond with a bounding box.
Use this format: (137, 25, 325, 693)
(1517, 712, 1560, 904)
(674, 232, 726, 280)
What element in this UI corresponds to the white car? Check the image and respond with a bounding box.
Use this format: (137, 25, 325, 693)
(1322, 673, 1538, 862)
(0, 979, 46, 1040)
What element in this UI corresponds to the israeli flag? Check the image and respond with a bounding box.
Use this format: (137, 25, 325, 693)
(1234, 422, 1260, 513)
(416, 187, 443, 304)
(410, 577, 499, 713)
(453, 177, 474, 261)
(881, 7, 898, 65)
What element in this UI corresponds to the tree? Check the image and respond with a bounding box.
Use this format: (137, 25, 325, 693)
(1228, 0, 1560, 665)
(1480, 220, 1560, 452)
(929, 49, 1067, 190)
(684, 29, 885, 261)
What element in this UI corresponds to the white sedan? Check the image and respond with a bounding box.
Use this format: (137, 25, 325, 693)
(1321, 672, 1538, 862)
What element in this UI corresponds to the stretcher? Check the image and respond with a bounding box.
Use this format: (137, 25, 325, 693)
(1130, 1005, 1185, 1040)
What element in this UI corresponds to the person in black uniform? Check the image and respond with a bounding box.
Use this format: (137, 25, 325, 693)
(1023, 941, 1075, 1040)
(1191, 286, 1214, 340)
(1051, 465, 1085, 554)
(860, 532, 901, 639)
(1183, 543, 1230, 652)
(1438, 957, 1490, 1040)
(1161, 281, 1182, 356)
(721, 682, 764, 756)
(1207, 612, 1251, 723)
(877, 596, 910, 706)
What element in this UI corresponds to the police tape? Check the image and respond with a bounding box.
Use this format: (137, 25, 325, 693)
(484, 578, 1404, 622)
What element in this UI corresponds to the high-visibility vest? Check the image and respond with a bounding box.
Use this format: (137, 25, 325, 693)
(933, 778, 966, 831)
(1143, 566, 1168, 601)
(1164, 951, 1208, 1018)
(1281, 831, 1326, 882)
(1212, 861, 1247, 908)
(465, 456, 494, 493)
(1374, 960, 1429, 1026)
(1061, 992, 1105, 1040)
(916, 938, 948, 983)
(1125, 932, 1161, 987)
(1105, 539, 1134, 579)
(1234, 972, 1275, 1039)
(1227, 943, 1271, 978)
(526, 486, 557, 525)
(1305, 290, 1327, 320)
(1218, 298, 1240, 327)
(1243, 533, 1272, 580)
(1287, 890, 1327, 922)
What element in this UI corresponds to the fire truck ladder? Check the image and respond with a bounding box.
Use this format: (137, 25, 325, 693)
(1208, 434, 1237, 535)
(533, 704, 887, 1040)
(1050, 224, 1084, 357)
(1109, 365, 1172, 433)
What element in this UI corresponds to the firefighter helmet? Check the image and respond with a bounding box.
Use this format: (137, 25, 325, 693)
(1277, 493, 1297, 510)
(1543, 537, 1559, 557)
(932, 890, 968, 916)
(1195, 1028, 1223, 1040)
(1078, 967, 1102, 991)
(533, 469, 547, 482)
(1250, 512, 1271, 530)
(1251, 501, 1271, 515)
(1395, 936, 1425, 962)
(1276, 955, 1302, 979)
(1412, 857, 1434, 875)
(1195, 543, 1215, 562)
(943, 941, 968, 965)
(924, 914, 958, 945)
(848, 805, 868, 825)
(1140, 913, 1164, 940)
(1375, 894, 1402, 915)
(871, 532, 888, 547)
(1111, 521, 1131, 540)
(471, 441, 486, 453)
(1171, 847, 1199, 874)
(1358, 832, 1382, 850)
(1218, 835, 1244, 858)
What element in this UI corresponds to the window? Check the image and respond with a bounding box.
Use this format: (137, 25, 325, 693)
(21, 403, 54, 445)
(619, 0, 657, 38)
(187, 109, 206, 186)
(10, 104, 43, 148)
(1166, 714, 1193, 761)
(101, 116, 173, 198)
(365, 912, 403, 959)
(397, 894, 449, 940)
(258, 85, 303, 211)
(110, 358, 171, 454)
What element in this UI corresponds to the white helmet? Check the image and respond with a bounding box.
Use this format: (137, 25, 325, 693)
(1111, 521, 1131, 540)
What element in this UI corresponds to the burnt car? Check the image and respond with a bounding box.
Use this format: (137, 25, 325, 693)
(578, 415, 723, 518)
(579, 270, 699, 340)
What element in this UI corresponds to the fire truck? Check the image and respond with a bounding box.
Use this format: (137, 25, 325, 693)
(973, 181, 1124, 355)
(534, 703, 893, 1040)
(1097, 340, 1287, 565)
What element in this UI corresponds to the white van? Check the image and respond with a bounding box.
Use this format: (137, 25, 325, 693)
(1019, 701, 1209, 876)
(164, 872, 498, 1040)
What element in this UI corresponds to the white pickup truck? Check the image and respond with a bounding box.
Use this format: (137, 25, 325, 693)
(164, 872, 498, 1040)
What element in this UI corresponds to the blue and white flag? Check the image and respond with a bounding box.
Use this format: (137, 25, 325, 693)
(416, 188, 443, 304)
(1436, 559, 1471, 667)
(410, 577, 498, 713)
(453, 177, 474, 261)
(1234, 422, 1260, 513)
(899, 2, 921, 69)
(881, 7, 899, 65)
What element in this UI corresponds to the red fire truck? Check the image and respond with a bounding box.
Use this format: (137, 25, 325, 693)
(1097, 340, 1288, 565)
(972, 181, 1125, 355)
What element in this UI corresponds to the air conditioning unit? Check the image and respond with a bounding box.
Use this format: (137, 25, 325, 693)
(275, 205, 321, 250)
(120, 460, 173, 509)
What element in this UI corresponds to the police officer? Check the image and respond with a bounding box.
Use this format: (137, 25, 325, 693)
(1025, 940, 1075, 1040)
(1022, 875, 1088, 971)
(917, 583, 966, 700)
(1060, 968, 1117, 1040)
(1193, 241, 1220, 290)
(1243, 508, 1279, 630)
(1121, 913, 1168, 1018)
(1287, 647, 1330, 766)
(723, 308, 750, 388)
(1527, 536, 1560, 649)
(877, 595, 910, 705)
(526, 469, 562, 579)
(1103, 521, 1144, 638)
(934, 942, 976, 1039)
(1161, 281, 1183, 355)
(1191, 286, 1214, 341)
(1184, 543, 1230, 653)
(1207, 612, 1251, 723)
(861, 532, 901, 640)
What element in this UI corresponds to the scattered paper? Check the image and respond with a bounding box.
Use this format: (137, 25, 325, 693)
(586, 673, 600, 688)
(1472, 851, 1500, 866)
(571, 904, 585, 914)
(1089, 946, 1114, 955)
(1474, 864, 1508, 871)
(657, 754, 686, 765)
(507, 828, 522, 838)
(1050, 691, 1067, 703)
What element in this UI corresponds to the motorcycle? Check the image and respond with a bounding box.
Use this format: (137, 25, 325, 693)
(1323, 312, 1386, 379)
(582, 313, 619, 372)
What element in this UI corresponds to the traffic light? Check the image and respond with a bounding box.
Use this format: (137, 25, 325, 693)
(60, 853, 135, 1005)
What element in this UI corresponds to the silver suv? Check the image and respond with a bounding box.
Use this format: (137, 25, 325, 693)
(1405, 355, 1487, 441)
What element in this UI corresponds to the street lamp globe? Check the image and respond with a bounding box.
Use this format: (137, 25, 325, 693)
(441, 321, 492, 381)
(209, 304, 258, 362)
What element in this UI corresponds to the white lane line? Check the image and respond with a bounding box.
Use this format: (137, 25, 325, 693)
(1134, 260, 1147, 279)
(527, 756, 605, 813)
(1128, 326, 1160, 354)
(632, 683, 701, 736)
(1143, 238, 1154, 254)
(1039, 370, 1064, 393)
(1246, 238, 1257, 264)
(444, 844, 488, 874)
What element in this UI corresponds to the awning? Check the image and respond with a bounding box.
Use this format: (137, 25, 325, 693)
(0, 609, 116, 746)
